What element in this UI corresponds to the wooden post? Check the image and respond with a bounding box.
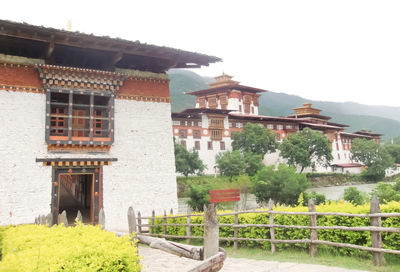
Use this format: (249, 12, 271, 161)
(370, 196, 385, 266)
(137, 211, 142, 234)
(170, 208, 173, 215)
(268, 199, 276, 253)
(98, 208, 105, 230)
(233, 203, 239, 250)
(127, 207, 137, 235)
(308, 199, 318, 257)
(40, 214, 46, 225)
(76, 210, 83, 223)
(163, 210, 167, 236)
(186, 207, 192, 244)
(59, 211, 68, 227)
(46, 213, 53, 226)
(204, 203, 219, 259)
(151, 210, 155, 234)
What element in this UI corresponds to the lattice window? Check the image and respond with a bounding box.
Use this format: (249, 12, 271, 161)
(209, 118, 224, 129)
(208, 141, 213, 150)
(172, 120, 180, 126)
(267, 124, 274, 129)
(47, 89, 114, 145)
(219, 95, 228, 105)
(276, 124, 284, 130)
(195, 141, 200, 150)
(244, 104, 250, 114)
(211, 129, 222, 141)
(179, 129, 187, 138)
(193, 130, 201, 139)
(220, 141, 225, 150)
(199, 98, 206, 108)
(208, 97, 217, 108)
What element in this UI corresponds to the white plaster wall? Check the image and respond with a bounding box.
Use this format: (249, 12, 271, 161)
(0, 91, 178, 231)
(103, 100, 177, 232)
(0, 91, 51, 225)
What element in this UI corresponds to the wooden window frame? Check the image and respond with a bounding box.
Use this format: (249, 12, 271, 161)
(195, 141, 200, 150)
(179, 129, 187, 138)
(46, 88, 114, 146)
(220, 141, 225, 150)
(193, 130, 201, 139)
(208, 141, 213, 150)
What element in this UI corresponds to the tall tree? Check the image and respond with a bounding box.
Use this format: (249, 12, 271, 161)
(232, 123, 277, 157)
(384, 143, 400, 164)
(174, 141, 205, 177)
(278, 128, 333, 172)
(351, 138, 394, 180)
(215, 150, 246, 179)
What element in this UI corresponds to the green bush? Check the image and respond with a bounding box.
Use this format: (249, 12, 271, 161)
(153, 201, 400, 256)
(344, 187, 366, 205)
(371, 181, 400, 203)
(303, 191, 326, 206)
(252, 164, 310, 206)
(0, 223, 140, 271)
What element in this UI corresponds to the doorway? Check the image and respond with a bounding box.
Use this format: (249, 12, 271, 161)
(52, 167, 102, 225)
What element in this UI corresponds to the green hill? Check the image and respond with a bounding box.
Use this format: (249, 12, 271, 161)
(168, 69, 400, 142)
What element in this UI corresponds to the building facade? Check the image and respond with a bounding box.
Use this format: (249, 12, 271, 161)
(0, 20, 219, 231)
(172, 74, 381, 174)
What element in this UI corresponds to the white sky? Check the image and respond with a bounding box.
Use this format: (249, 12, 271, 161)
(1, 0, 400, 107)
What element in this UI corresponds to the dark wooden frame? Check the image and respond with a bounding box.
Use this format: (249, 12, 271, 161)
(51, 166, 102, 225)
(46, 88, 114, 146)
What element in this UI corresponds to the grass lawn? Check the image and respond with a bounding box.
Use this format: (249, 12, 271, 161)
(224, 246, 400, 272)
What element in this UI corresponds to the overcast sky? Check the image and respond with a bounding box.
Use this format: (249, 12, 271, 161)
(2, 0, 400, 107)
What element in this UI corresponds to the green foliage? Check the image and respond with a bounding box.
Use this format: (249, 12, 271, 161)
(252, 164, 310, 205)
(351, 138, 395, 181)
(0, 223, 140, 271)
(216, 150, 246, 178)
(371, 180, 400, 203)
(243, 152, 264, 176)
(231, 123, 277, 156)
(384, 143, 400, 164)
(343, 187, 366, 205)
(187, 182, 212, 212)
(303, 191, 326, 206)
(153, 202, 400, 256)
(279, 128, 333, 172)
(174, 140, 205, 177)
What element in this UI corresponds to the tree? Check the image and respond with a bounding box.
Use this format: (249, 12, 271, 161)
(215, 150, 263, 179)
(174, 141, 205, 177)
(384, 143, 400, 164)
(215, 150, 246, 179)
(351, 138, 394, 181)
(252, 164, 310, 206)
(371, 180, 400, 203)
(278, 128, 333, 173)
(343, 187, 365, 205)
(232, 123, 277, 157)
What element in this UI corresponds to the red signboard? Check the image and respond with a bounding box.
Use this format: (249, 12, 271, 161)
(209, 189, 240, 203)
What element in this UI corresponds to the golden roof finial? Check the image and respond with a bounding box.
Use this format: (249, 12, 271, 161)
(67, 19, 72, 31)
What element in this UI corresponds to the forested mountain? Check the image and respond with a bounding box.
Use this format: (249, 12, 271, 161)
(168, 69, 400, 142)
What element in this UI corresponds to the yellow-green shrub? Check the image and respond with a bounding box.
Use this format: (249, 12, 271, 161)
(0, 223, 140, 272)
(153, 201, 400, 256)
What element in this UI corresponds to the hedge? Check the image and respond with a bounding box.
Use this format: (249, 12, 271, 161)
(153, 201, 400, 256)
(0, 223, 141, 271)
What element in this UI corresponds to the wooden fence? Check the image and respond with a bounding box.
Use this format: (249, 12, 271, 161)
(136, 197, 400, 266)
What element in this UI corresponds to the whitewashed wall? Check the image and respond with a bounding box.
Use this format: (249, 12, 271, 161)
(0, 90, 178, 232)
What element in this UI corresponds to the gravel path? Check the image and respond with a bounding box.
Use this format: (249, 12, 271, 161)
(139, 245, 369, 272)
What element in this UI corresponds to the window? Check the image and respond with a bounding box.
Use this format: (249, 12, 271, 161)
(286, 125, 292, 129)
(220, 141, 225, 150)
(208, 96, 217, 108)
(209, 118, 224, 128)
(267, 124, 274, 130)
(195, 141, 200, 150)
(179, 129, 187, 138)
(181, 140, 186, 148)
(229, 122, 233, 128)
(211, 129, 222, 141)
(276, 124, 283, 130)
(237, 122, 243, 128)
(172, 120, 180, 126)
(239, 105, 242, 112)
(47, 89, 114, 145)
(193, 130, 201, 139)
(208, 141, 213, 150)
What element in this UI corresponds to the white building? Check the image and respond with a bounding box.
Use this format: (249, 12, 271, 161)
(0, 20, 219, 231)
(172, 74, 381, 174)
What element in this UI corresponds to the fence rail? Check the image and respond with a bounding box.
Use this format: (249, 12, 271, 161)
(136, 196, 400, 266)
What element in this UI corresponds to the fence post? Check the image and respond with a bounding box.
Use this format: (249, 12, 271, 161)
(163, 210, 167, 236)
(128, 207, 137, 235)
(370, 195, 385, 266)
(76, 210, 83, 223)
(170, 208, 173, 215)
(186, 207, 192, 244)
(308, 199, 318, 257)
(234, 203, 239, 250)
(46, 213, 53, 227)
(204, 203, 219, 259)
(59, 211, 68, 227)
(268, 199, 276, 253)
(151, 210, 155, 234)
(98, 208, 105, 230)
(137, 211, 142, 234)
